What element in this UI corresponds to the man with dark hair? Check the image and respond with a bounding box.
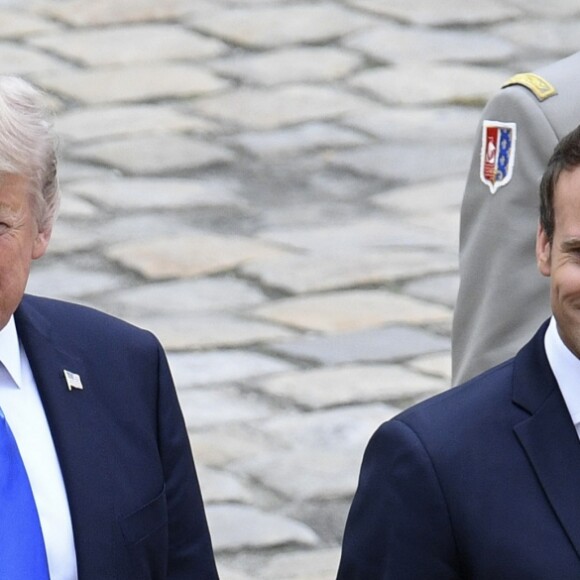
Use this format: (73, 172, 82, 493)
(337, 124, 580, 578)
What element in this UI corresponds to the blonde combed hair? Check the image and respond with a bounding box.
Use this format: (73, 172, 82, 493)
(0, 76, 59, 233)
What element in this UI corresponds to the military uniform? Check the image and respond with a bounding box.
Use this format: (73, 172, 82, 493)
(452, 51, 580, 385)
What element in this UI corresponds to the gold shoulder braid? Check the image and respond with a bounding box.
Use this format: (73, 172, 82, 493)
(502, 72, 557, 102)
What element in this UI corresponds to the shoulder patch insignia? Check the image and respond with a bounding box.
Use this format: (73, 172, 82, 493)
(502, 72, 557, 102)
(480, 120, 517, 194)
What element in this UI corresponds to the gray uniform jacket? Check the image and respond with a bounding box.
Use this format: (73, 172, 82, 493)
(452, 51, 580, 385)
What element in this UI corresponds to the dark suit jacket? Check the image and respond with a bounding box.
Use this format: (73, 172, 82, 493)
(14, 295, 218, 579)
(337, 320, 580, 579)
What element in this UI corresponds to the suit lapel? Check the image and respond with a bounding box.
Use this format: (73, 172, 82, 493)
(15, 298, 117, 579)
(513, 321, 580, 560)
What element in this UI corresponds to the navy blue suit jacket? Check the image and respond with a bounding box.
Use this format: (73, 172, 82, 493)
(337, 321, 580, 578)
(15, 295, 218, 579)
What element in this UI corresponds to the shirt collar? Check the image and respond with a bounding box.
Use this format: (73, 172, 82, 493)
(0, 316, 22, 389)
(545, 316, 580, 426)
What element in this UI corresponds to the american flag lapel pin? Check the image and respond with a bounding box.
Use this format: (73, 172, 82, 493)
(64, 369, 83, 391)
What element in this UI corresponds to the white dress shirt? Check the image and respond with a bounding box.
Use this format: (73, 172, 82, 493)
(0, 316, 78, 580)
(544, 316, 580, 440)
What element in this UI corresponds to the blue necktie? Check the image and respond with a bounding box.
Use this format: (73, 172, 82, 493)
(0, 407, 50, 578)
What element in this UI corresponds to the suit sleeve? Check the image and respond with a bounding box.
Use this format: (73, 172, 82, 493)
(337, 420, 461, 579)
(452, 86, 555, 385)
(155, 340, 219, 579)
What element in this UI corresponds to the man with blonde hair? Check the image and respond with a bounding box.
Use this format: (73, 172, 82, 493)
(0, 76, 218, 579)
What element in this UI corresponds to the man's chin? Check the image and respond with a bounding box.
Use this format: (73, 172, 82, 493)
(559, 330, 580, 360)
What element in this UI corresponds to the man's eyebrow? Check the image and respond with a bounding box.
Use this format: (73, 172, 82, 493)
(0, 204, 20, 222)
(561, 238, 580, 251)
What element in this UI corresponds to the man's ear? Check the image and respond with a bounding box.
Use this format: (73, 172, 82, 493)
(32, 227, 51, 260)
(536, 222, 551, 277)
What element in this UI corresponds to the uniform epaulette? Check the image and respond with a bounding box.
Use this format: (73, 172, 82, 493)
(501, 72, 557, 102)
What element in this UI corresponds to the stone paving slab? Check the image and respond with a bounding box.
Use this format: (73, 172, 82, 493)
(31, 25, 227, 67)
(0, 9, 58, 38)
(71, 134, 234, 175)
(191, 4, 372, 48)
(259, 217, 448, 253)
(234, 448, 368, 501)
(206, 504, 319, 552)
(269, 325, 450, 365)
(408, 353, 452, 383)
(404, 274, 460, 309)
(373, 177, 465, 214)
(177, 386, 276, 430)
(58, 192, 98, 218)
(504, 0, 580, 17)
(124, 313, 296, 351)
(493, 20, 580, 58)
(27, 263, 125, 300)
(329, 142, 472, 183)
(0, 43, 70, 75)
(73, 214, 193, 249)
(345, 22, 516, 64)
(343, 105, 481, 143)
(168, 350, 295, 388)
(230, 122, 369, 158)
(257, 548, 342, 580)
(56, 104, 220, 142)
(254, 404, 398, 453)
(46, 221, 102, 254)
(288, 498, 350, 546)
(197, 466, 253, 505)
(217, 566, 252, 580)
(350, 64, 509, 106)
(69, 177, 242, 209)
(331, 143, 471, 183)
(251, 289, 451, 333)
(33, 64, 230, 105)
(210, 47, 363, 86)
(405, 209, 461, 251)
(307, 168, 380, 201)
(190, 425, 279, 469)
(253, 364, 445, 409)
(192, 85, 376, 130)
(106, 232, 291, 280)
(36, 0, 197, 26)
(102, 277, 267, 317)
(58, 160, 117, 184)
(345, 0, 520, 25)
(241, 249, 457, 294)
(256, 199, 376, 233)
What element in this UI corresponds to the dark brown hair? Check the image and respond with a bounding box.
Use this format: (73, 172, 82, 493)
(540, 124, 580, 242)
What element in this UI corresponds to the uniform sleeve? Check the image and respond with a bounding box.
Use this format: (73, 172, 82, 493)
(155, 340, 219, 579)
(336, 420, 461, 579)
(452, 86, 556, 385)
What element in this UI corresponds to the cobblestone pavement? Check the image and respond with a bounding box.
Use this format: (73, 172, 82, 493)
(3, 0, 580, 577)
